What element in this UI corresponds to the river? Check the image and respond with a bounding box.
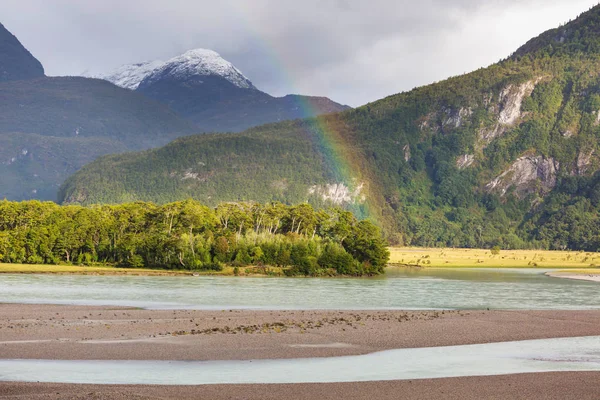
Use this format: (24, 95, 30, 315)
(0, 268, 598, 310)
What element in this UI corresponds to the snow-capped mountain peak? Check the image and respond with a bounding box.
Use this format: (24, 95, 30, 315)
(89, 60, 164, 90)
(143, 49, 254, 89)
(90, 49, 254, 91)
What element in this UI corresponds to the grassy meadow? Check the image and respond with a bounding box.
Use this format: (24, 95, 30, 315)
(0, 263, 289, 276)
(0, 263, 194, 275)
(389, 247, 600, 269)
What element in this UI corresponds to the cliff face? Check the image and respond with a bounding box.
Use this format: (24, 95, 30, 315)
(485, 155, 559, 198)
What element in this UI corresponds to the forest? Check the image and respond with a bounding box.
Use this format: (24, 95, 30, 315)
(0, 200, 389, 276)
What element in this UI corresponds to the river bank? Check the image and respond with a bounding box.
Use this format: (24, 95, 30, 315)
(1, 305, 600, 361)
(546, 270, 600, 282)
(0, 263, 290, 277)
(1, 305, 600, 398)
(4, 246, 600, 277)
(3, 372, 599, 400)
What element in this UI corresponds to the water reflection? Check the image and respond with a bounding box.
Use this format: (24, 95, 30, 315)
(0, 268, 598, 310)
(1, 336, 600, 385)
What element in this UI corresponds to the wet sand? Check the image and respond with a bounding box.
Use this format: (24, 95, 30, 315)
(2, 305, 600, 360)
(2, 372, 600, 400)
(1, 304, 600, 398)
(546, 271, 600, 282)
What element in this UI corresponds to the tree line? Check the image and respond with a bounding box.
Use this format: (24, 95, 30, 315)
(0, 200, 389, 276)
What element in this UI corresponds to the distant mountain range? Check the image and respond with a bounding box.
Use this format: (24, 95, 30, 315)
(0, 23, 348, 201)
(61, 5, 600, 251)
(89, 49, 350, 132)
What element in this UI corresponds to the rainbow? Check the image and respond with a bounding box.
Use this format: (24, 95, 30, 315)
(227, 6, 382, 224)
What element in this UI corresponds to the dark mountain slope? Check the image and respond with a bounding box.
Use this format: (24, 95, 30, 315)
(0, 77, 197, 201)
(0, 77, 195, 147)
(0, 19, 199, 201)
(96, 49, 350, 132)
(137, 75, 351, 133)
(61, 5, 600, 249)
(1, 133, 127, 200)
(0, 22, 44, 81)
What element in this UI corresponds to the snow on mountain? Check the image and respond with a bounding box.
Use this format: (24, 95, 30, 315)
(142, 49, 255, 90)
(94, 60, 164, 90)
(92, 49, 254, 91)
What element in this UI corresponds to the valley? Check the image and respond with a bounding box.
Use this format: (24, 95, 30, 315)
(0, 26, 347, 202)
(2, 4, 600, 399)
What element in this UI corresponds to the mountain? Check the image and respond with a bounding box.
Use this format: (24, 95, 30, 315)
(95, 60, 164, 90)
(93, 49, 351, 132)
(0, 24, 197, 201)
(61, 5, 600, 251)
(0, 77, 195, 146)
(1, 133, 127, 200)
(0, 22, 44, 81)
(0, 77, 197, 201)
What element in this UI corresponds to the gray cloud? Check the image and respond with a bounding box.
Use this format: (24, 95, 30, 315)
(2, 0, 597, 106)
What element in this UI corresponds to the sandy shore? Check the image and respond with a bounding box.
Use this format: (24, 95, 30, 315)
(2, 372, 600, 400)
(1, 304, 600, 398)
(546, 271, 600, 282)
(2, 305, 600, 360)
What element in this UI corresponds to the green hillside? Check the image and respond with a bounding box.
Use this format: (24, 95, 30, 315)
(58, 121, 352, 207)
(60, 5, 600, 250)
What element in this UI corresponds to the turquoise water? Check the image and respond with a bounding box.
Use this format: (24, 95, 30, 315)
(1, 336, 599, 384)
(0, 268, 598, 310)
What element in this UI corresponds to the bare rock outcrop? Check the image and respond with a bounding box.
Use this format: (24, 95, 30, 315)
(594, 110, 600, 126)
(403, 145, 411, 162)
(498, 81, 536, 125)
(308, 182, 366, 205)
(456, 154, 475, 169)
(486, 155, 559, 197)
(575, 148, 595, 175)
(478, 80, 538, 145)
(442, 107, 472, 129)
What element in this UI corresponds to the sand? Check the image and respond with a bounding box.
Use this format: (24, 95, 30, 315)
(1, 304, 600, 399)
(2, 373, 600, 400)
(546, 272, 600, 282)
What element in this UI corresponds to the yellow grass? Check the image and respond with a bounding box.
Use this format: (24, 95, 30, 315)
(388, 247, 600, 269)
(0, 263, 286, 276)
(0, 263, 195, 276)
(5, 248, 599, 275)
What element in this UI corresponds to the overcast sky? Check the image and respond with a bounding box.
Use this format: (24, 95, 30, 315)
(2, 0, 598, 106)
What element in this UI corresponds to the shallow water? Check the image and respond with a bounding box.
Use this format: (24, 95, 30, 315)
(0, 268, 598, 310)
(1, 336, 599, 384)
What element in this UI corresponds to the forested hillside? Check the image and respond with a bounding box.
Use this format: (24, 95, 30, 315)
(61, 5, 600, 251)
(0, 200, 388, 276)
(59, 119, 369, 211)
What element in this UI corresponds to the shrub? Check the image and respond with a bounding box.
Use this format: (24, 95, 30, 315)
(200, 262, 223, 272)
